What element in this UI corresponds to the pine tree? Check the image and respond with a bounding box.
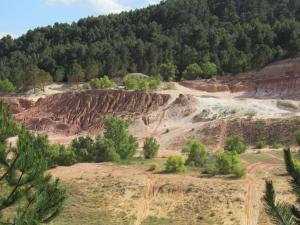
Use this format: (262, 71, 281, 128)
(264, 148, 300, 224)
(0, 100, 66, 224)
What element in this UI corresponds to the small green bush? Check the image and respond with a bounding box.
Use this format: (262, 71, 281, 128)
(165, 156, 185, 173)
(215, 151, 246, 177)
(0, 79, 16, 93)
(143, 137, 160, 159)
(272, 143, 283, 149)
(255, 141, 265, 149)
(149, 163, 158, 171)
(70, 136, 95, 162)
(89, 76, 116, 89)
(225, 135, 246, 154)
(123, 76, 161, 91)
(47, 144, 77, 168)
(296, 132, 300, 146)
(94, 136, 120, 162)
(182, 139, 208, 167)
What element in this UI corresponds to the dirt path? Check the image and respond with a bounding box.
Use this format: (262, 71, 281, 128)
(244, 163, 277, 225)
(134, 175, 161, 225)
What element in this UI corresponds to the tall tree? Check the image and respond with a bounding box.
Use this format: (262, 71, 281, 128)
(0, 101, 66, 225)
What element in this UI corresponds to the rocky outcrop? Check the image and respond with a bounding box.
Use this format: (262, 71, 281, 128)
(166, 94, 197, 119)
(15, 90, 170, 135)
(180, 57, 300, 99)
(1, 97, 34, 114)
(196, 117, 300, 147)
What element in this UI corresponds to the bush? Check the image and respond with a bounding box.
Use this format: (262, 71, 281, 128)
(143, 137, 160, 159)
(70, 136, 95, 162)
(104, 117, 138, 160)
(149, 163, 158, 171)
(215, 151, 246, 177)
(47, 144, 76, 168)
(255, 141, 265, 149)
(94, 135, 120, 162)
(0, 79, 16, 93)
(165, 156, 185, 173)
(272, 143, 283, 149)
(296, 132, 300, 146)
(123, 76, 139, 90)
(123, 76, 161, 91)
(224, 135, 246, 154)
(89, 76, 116, 89)
(182, 140, 208, 167)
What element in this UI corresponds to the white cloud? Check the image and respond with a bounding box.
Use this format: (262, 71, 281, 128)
(0, 32, 19, 39)
(46, 0, 126, 14)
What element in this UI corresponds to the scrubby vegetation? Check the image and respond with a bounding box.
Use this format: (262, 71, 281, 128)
(0, 79, 16, 93)
(143, 137, 160, 159)
(1, 0, 300, 88)
(0, 100, 66, 224)
(225, 135, 246, 154)
(255, 140, 265, 149)
(214, 151, 246, 177)
(89, 76, 117, 89)
(182, 139, 208, 167)
(123, 76, 161, 91)
(165, 156, 186, 173)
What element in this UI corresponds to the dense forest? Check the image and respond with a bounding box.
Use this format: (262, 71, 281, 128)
(0, 0, 300, 89)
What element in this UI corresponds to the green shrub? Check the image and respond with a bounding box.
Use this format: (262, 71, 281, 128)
(70, 136, 95, 162)
(165, 156, 185, 173)
(89, 76, 116, 89)
(255, 141, 265, 149)
(104, 117, 138, 160)
(47, 144, 76, 168)
(215, 151, 246, 177)
(143, 137, 160, 159)
(123, 76, 161, 91)
(224, 135, 246, 154)
(0, 79, 16, 93)
(149, 163, 158, 171)
(123, 76, 139, 90)
(272, 143, 283, 149)
(94, 135, 120, 162)
(296, 132, 300, 146)
(182, 139, 208, 167)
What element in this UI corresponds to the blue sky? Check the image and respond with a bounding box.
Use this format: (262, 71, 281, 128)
(0, 0, 160, 38)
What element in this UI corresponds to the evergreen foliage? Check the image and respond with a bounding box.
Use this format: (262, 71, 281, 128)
(182, 139, 208, 167)
(143, 137, 160, 159)
(224, 135, 246, 154)
(0, 100, 66, 224)
(1, 0, 300, 87)
(264, 148, 300, 224)
(165, 156, 185, 173)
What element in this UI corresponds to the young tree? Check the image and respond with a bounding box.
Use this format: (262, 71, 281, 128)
(182, 139, 208, 167)
(94, 135, 120, 162)
(0, 101, 66, 224)
(200, 62, 218, 78)
(224, 135, 246, 154)
(68, 63, 85, 87)
(89, 76, 116, 89)
(165, 156, 185, 173)
(85, 63, 99, 81)
(143, 137, 160, 159)
(0, 79, 16, 93)
(104, 117, 138, 160)
(182, 63, 203, 80)
(159, 63, 177, 81)
(70, 136, 95, 162)
(215, 151, 245, 177)
(264, 148, 300, 224)
(38, 69, 53, 92)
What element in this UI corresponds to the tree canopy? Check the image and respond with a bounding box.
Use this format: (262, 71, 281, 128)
(0, 0, 300, 87)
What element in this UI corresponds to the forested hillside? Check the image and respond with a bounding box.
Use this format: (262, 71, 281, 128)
(1, 0, 300, 88)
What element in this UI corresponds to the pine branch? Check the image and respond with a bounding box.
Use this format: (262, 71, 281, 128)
(264, 180, 296, 225)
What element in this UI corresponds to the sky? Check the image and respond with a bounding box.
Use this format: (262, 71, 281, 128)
(0, 0, 160, 38)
